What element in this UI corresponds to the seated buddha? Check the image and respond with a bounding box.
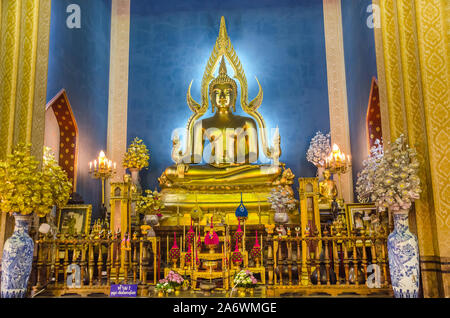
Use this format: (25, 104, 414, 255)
(318, 169, 338, 209)
(159, 57, 283, 188)
(157, 17, 295, 224)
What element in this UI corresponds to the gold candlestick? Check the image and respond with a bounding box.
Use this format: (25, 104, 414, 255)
(89, 150, 117, 206)
(324, 144, 352, 202)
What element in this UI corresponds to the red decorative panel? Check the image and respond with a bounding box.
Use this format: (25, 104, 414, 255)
(46, 89, 78, 191)
(366, 77, 383, 152)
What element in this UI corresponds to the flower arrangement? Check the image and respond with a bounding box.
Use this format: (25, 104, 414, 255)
(233, 270, 257, 288)
(156, 270, 185, 293)
(185, 244, 192, 265)
(370, 135, 421, 212)
(233, 220, 244, 243)
(356, 139, 384, 203)
(250, 231, 261, 261)
(306, 131, 331, 167)
(169, 232, 180, 260)
(135, 189, 164, 215)
(0, 144, 72, 217)
(122, 137, 150, 170)
(231, 239, 243, 264)
(267, 186, 297, 213)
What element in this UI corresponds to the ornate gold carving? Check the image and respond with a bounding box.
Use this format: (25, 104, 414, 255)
(415, 0, 450, 260)
(322, 0, 353, 203)
(14, 0, 39, 145)
(30, 0, 51, 161)
(379, 0, 408, 140)
(0, 0, 22, 159)
(396, 0, 437, 258)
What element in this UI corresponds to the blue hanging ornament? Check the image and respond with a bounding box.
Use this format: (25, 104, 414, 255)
(235, 193, 248, 219)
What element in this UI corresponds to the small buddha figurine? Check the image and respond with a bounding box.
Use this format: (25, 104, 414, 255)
(318, 169, 338, 206)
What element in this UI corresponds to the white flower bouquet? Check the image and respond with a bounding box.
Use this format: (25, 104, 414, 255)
(356, 139, 384, 203)
(306, 131, 331, 167)
(267, 186, 297, 213)
(370, 135, 421, 212)
(233, 270, 257, 288)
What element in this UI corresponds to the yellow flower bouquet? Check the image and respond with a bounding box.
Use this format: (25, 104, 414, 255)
(135, 189, 164, 216)
(123, 137, 150, 170)
(0, 144, 72, 217)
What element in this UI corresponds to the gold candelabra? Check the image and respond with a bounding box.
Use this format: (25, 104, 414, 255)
(89, 151, 116, 206)
(325, 144, 352, 202)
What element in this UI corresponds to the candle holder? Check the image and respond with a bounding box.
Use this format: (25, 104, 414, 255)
(324, 144, 352, 202)
(89, 151, 117, 209)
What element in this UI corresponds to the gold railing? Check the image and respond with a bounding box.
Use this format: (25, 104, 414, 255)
(30, 233, 159, 297)
(29, 230, 392, 297)
(263, 231, 393, 296)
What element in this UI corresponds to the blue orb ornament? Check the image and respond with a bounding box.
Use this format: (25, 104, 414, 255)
(235, 193, 248, 218)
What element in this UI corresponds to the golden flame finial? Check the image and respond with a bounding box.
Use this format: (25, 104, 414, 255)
(219, 16, 228, 44)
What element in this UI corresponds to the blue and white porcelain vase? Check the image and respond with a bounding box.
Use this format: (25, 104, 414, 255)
(1, 214, 34, 298)
(387, 210, 420, 298)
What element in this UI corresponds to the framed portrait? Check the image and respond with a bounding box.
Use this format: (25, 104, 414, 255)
(57, 204, 92, 235)
(345, 203, 378, 233)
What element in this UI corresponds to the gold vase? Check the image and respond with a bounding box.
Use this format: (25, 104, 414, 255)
(157, 291, 165, 297)
(237, 287, 246, 297)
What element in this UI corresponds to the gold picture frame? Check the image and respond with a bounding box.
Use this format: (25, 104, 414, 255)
(57, 204, 92, 235)
(345, 203, 377, 233)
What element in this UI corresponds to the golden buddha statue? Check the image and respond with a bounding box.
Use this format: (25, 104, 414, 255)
(318, 169, 338, 207)
(158, 17, 295, 225)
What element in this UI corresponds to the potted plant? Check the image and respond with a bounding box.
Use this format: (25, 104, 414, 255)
(122, 137, 150, 192)
(358, 135, 421, 298)
(232, 270, 257, 296)
(306, 131, 331, 180)
(267, 185, 297, 224)
(0, 145, 72, 298)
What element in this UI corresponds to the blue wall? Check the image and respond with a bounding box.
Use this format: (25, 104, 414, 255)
(128, 0, 331, 194)
(341, 0, 378, 197)
(47, 0, 112, 219)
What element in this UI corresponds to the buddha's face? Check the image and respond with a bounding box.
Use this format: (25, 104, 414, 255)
(323, 169, 331, 180)
(212, 83, 235, 111)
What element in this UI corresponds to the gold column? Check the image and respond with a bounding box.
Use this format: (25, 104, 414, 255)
(377, 0, 450, 297)
(322, 0, 354, 203)
(415, 0, 450, 297)
(0, 0, 52, 259)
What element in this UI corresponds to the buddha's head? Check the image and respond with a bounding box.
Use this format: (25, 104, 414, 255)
(209, 56, 237, 113)
(323, 169, 331, 181)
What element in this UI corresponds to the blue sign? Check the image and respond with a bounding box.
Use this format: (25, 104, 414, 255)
(110, 284, 138, 297)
